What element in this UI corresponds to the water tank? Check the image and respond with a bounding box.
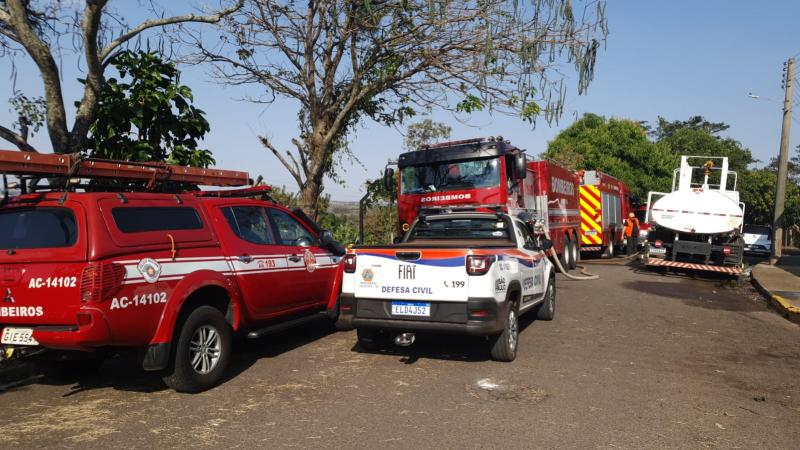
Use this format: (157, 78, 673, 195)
(650, 189, 743, 234)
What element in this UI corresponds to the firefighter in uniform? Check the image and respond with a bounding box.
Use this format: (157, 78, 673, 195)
(624, 212, 640, 255)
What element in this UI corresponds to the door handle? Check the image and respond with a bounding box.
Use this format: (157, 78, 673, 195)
(288, 255, 302, 262)
(238, 254, 253, 263)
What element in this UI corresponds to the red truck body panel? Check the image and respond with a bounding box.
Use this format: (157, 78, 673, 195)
(0, 191, 341, 352)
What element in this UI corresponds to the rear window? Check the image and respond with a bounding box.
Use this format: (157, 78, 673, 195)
(0, 207, 77, 249)
(409, 217, 511, 241)
(744, 225, 772, 238)
(112, 207, 203, 233)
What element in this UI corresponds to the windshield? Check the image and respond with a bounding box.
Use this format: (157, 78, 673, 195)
(408, 217, 510, 241)
(0, 207, 78, 249)
(401, 157, 500, 194)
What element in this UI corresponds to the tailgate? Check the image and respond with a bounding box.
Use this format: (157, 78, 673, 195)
(0, 261, 86, 325)
(0, 201, 87, 325)
(354, 248, 468, 301)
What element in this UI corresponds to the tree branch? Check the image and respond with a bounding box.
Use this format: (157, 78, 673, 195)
(259, 135, 304, 189)
(0, 124, 38, 152)
(98, 0, 244, 62)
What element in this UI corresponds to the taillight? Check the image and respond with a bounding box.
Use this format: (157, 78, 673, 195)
(343, 254, 357, 273)
(466, 255, 496, 276)
(654, 240, 663, 248)
(722, 246, 732, 256)
(80, 263, 126, 303)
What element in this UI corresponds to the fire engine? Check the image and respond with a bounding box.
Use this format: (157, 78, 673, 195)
(577, 170, 634, 257)
(384, 137, 582, 270)
(644, 156, 745, 275)
(0, 150, 345, 392)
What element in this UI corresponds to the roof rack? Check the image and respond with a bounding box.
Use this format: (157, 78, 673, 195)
(0, 149, 250, 190)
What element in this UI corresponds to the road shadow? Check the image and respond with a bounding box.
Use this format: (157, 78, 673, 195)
(0, 320, 337, 396)
(620, 278, 765, 312)
(350, 314, 539, 364)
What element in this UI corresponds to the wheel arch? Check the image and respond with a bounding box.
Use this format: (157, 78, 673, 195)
(150, 270, 243, 346)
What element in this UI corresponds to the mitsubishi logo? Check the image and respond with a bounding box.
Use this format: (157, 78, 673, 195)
(2, 288, 14, 304)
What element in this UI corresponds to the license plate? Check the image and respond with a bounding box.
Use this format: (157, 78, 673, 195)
(391, 301, 430, 317)
(1, 327, 38, 346)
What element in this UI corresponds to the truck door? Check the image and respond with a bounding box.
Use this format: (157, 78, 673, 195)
(515, 221, 546, 303)
(216, 205, 295, 317)
(266, 208, 335, 308)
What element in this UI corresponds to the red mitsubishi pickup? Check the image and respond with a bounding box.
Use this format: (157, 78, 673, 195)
(0, 151, 344, 392)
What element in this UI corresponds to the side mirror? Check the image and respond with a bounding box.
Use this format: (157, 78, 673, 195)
(319, 230, 346, 256)
(539, 238, 553, 251)
(383, 168, 395, 192)
(515, 154, 527, 179)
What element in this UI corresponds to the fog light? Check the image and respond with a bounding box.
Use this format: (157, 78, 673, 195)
(469, 310, 490, 318)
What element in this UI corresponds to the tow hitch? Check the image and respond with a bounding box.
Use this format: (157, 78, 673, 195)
(394, 332, 416, 347)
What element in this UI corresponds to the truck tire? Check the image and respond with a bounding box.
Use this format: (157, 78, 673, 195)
(36, 356, 105, 382)
(163, 306, 232, 393)
(489, 301, 519, 362)
(535, 277, 556, 321)
(568, 238, 578, 270)
(602, 241, 615, 258)
(356, 328, 386, 351)
(559, 238, 571, 271)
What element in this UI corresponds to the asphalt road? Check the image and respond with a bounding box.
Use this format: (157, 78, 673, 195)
(1, 260, 799, 449)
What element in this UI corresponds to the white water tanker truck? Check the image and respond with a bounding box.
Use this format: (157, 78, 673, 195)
(643, 156, 745, 276)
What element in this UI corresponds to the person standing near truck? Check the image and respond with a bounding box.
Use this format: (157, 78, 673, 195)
(624, 212, 640, 255)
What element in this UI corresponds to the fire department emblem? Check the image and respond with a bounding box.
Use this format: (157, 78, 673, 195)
(361, 268, 374, 282)
(303, 249, 318, 273)
(2, 288, 14, 304)
(137, 258, 162, 283)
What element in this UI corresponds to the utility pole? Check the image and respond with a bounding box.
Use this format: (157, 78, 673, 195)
(771, 57, 795, 265)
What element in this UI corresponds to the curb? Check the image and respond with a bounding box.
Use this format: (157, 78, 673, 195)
(751, 271, 800, 325)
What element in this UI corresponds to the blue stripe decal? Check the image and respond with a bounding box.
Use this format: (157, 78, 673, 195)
(498, 255, 534, 268)
(359, 252, 466, 268)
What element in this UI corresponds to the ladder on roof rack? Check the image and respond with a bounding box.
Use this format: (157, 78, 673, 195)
(0, 149, 250, 188)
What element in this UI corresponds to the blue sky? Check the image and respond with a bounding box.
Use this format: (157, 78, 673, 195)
(1, 0, 799, 201)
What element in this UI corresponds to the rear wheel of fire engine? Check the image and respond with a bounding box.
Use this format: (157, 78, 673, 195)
(36, 356, 105, 382)
(489, 299, 519, 362)
(603, 241, 615, 259)
(163, 306, 232, 393)
(559, 239, 571, 272)
(568, 238, 579, 270)
(535, 277, 556, 321)
(356, 328, 387, 351)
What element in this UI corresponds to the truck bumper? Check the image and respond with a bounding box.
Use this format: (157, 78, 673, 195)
(31, 308, 113, 351)
(341, 294, 507, 336)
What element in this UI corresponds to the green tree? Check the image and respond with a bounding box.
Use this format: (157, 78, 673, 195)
(0, 1, 242, 153)
(86, 50, 213, 167)
(543, 113, 677, 199)
(200, 0, 608, 217)
(404, 119, 452, 151)
(739, 168, 800, 226)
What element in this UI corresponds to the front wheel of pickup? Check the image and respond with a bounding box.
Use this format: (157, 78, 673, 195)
(163, 306, 232, 393)
(536, 277, 556, 321)
(489, 302, 519, 362)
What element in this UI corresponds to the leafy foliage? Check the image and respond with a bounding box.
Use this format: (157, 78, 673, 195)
(9, 90, 46, 139)
(404, 119, 452, 151)
(542, 113, 677, 200)
(86, 51, 213, 167)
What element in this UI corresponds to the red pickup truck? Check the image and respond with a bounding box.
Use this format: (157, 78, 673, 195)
(0, 151, 344, 392)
